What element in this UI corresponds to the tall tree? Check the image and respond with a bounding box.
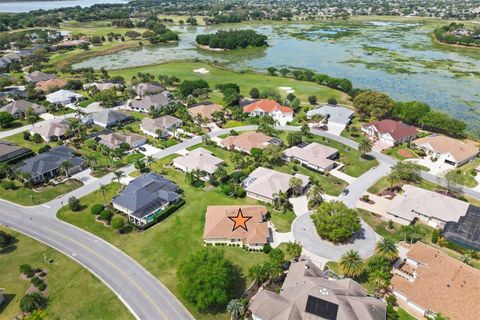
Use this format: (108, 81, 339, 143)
(226, 299, 245, 320)
(375, 237, 398, 261)
(359, 137, 373, 157)
(339, 250, 364, 278)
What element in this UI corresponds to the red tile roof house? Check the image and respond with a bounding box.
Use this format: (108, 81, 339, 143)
(361, 119, 418, 146)
(243, 99, 294, 125)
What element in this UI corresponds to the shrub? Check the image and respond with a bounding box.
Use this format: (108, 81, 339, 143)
(32, 133, 43, 143)
(263, 243, 272, 254)
(431, 228, 441, 244)
(19, 292, 47, 312)
(20, 264, 34, 278)
(327, 97, 337, 105)
(23, 131, 30, 140)
(68, 197, 81, 212)
(90, 204, 105, 215)
(38, 282, 47, 291)
(111, 216, 125, 230)
(100, 209, 113, 221)
(2, 180, 15, 190)
(308, 95, 317, 105)
(38, 145, 51, 154)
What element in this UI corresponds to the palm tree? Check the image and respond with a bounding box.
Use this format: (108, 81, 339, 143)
(18, 172, 32, 189)
(146, 156, 154, 169)
(0, 162, 11, 178)
(285, 241, 302, 259)
(226, 299, 245, 320)
(387, 173, 400, 189)
(84, 155, 97, 173)
(288, 176, 303, 196)
(273, 191, 290, 212)
(368, 271, 389, 297)
(112, 170, 125, 184)
(375, 237, 398, 261)
(307, 184, 324, 210)
(359, 137, 373, 157)
(60, 160, 72, 178)
(99, 184, 108, 205)
(339, 250, 364, 278)
(400, 225, 412, 242)
(20, 292, 47, 313)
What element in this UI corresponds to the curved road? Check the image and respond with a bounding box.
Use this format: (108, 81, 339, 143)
(2, 124, 479, 318)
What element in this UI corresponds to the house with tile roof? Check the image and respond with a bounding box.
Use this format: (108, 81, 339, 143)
(0, 99, 46, 119)
(250, 260, 386, 320)
(35, 78, 68, 92)
(29, 119, 70, 142)
(392, 241, 480, 320)
(111, 173, 181, 226)
(83, 82, 123, 92)
(243, 99, 294, 125)
(203, 205, 269, 249)
(97, 132, 146, 149)
(140, 115, 183, 138)
(412, 135, 479, 167)
(128, 92, 172, 112)
(361, 119, 418, 145)
(386, 184, 470, 228)
(173, 148, 224, 178)
(219, 132, 277, 154)
(284, 142, 338, 173)
(84, 109, 133, 128)
(243, 167, 310, 204)
(188, 102, 224, 123)
(16, 146, 85, 184)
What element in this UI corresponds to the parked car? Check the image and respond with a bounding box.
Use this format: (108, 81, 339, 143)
(341, 188, 349, 195)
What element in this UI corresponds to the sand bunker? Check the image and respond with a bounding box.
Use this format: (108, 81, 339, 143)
(193, 68, 209, 74)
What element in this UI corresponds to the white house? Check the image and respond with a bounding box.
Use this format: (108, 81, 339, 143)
(361, 119, 418, 146)
(243, 99, 293, 125)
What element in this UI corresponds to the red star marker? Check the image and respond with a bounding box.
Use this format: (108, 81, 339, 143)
(228, 208, 252, 232)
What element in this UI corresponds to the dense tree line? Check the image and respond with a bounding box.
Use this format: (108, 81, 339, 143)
(139, 16, 178, 44)
(196, 30, 267, 50)
(434, 23, 480, 47)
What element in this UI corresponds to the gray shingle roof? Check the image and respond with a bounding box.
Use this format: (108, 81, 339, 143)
(112, 173, 180, 219)
(130, 92, 171, 111)
(0, 99, 46, 116)
(86, 109, 133, 127)
(17, 146, 84, 178)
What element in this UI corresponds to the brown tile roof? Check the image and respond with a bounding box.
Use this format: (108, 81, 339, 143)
(188, 103, 223, 120)
(203, 205, 269, 246)
(35, 78, 68, 92)
(220, 132, 273, 152)
(413, 135, 479, 164)
(392, 242, 480, 320)
(363, 119, 418, 141)
(243, 99, 293, 114)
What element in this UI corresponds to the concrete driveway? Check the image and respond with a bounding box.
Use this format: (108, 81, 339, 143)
(405, 157, 453, 175)
(292, 212, 379, 260)
(137, 144, 161, 156)
(326, 122, 347, 136)
(70, 168, 98, 185)
(289, 196, 309, 216)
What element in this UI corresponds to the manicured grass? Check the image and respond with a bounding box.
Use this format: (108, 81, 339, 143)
(397, 308, 417, 320)
(110, 62, 351, 106)
(0, 120, 28, 132)
(445, 158, 480, 188)
(324, 261, 339, 273)
(58, 157, 269, 320)
(0, 227, 132, 320)
(367, 176, 438, 194)
(383, 144, 420, 161)
(270, 210, 296, 233)
(0, 179, 82, 206)
(60, 20, 147, 37)
(4, 132, 56, 153)
(340, 117, 367, 143)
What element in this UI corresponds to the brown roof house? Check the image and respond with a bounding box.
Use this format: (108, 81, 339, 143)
(188, 103, 224, 123)
(0, 100, 46, 119)
(412, 135, 479, 167)
(361, 119, 418, 146)
(203, 205, 269, 249)
(172, 148, 224, 178)
(29, 119, 71, 142)
(219, 132, 276, 154)
(392, 241, 480, 320)
(243, 167, 310, 204)
(140, 115, 183, 138)
(250, 260, 386, 320)
(35, 78, 68, 92)
(386, 184, 470, 228)
(284, 142, 338, 173)
(97, 132, 146, 149)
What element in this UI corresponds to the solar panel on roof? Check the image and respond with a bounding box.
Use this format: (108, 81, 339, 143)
(305, 295, 338, 320)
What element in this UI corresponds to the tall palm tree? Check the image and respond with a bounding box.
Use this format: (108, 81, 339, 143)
(359, 137, 373, 157)
(339, 250, 364, 278)
(226, 299, 245, 320)
(285, 241, 302, 258)
(375, 237, 398, 261)
(99, 183, 108, 205)
(60, 160, 72, 178)
(307, 184, 324, 210)
(112, 170, 125, 184)
(400, 225, 412, 242)
(146, 156, 154, 169)
(387, 173, 400, 189)
(288, 176, 303, 196)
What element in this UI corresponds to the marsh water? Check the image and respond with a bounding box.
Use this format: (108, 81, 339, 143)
(74, 21, 480, 133)
(0, 0, 127, 13)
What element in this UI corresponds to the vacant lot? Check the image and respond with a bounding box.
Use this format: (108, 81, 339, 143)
(0, 227, 132, 320)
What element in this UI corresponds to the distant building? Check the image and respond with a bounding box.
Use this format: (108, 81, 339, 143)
(17, 146, 85, 184)
(133, 83, 166, 98)
(243, 167, 310, 203)
(140, 115, 183, 138)
(243, 99, 293, 125)
(84, 110, 134, 128)
(284, 142, 338, 172)
(172, 148, 224, 178)
(250, 260, 386, 320)
(112, 173, 181, 226)
(412, 135, 479, 167)
(362, 119, 418, 145)
(392, 242, 480, 320)
(219, 132, 277, 154)
(128, 92, 172, 112)
(35, 78, 68, 92)
(25, 71, 56, 83)
(0, 99, 46, 118)
(83, 82, 123, 92)
(203, 205, 269, 249)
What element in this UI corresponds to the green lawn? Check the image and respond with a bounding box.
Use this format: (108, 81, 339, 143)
(4, 132, 56, 153)
(0, 119, 28, 132)
(367, 176, 438, 194)
(0, 179, 82, 206)
(445, 158, 480, 188)
(60, 20, 147, 37)
(383, 144, 420, 161)
(270, 210, 296, 233)
(0, 227, 132, 320)
(397, 308, 417, 320)
(57, 158, 269, 320)
(110, 62, 351, 106)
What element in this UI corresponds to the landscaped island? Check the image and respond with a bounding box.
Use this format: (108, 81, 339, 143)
(434, 22, 480, 47)
(196, 29, 267, 50)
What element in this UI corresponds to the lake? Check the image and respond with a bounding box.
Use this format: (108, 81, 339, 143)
(76, 21, 480, 133)
(0, 0, 127, 13)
